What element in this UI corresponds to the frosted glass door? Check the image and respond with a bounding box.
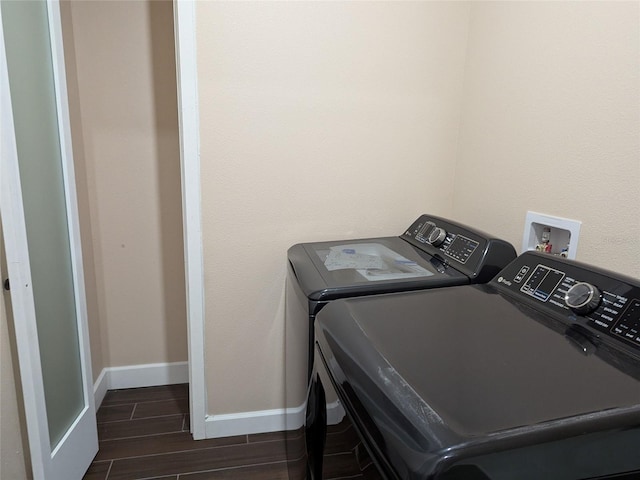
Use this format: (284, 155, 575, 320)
(2, 0, 83, 448)
(0, 1, 98, 478)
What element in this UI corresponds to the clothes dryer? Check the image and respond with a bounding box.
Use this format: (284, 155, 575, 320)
(312, 251, 640, 479)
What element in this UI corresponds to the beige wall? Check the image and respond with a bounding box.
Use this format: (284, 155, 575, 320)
(64, 0, 186, 371)
(197, 1, 639, 418)
(453, 1, 640, 277)
(197, 1, 471, 414)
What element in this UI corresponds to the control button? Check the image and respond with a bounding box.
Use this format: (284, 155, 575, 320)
(514, 266, 530, 283)
(427, 227, 447, 247)
(565, 282, 602, 315)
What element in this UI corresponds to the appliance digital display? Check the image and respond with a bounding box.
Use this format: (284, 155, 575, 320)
(521, 265, 565, 302)
(445, 235, 479, 264)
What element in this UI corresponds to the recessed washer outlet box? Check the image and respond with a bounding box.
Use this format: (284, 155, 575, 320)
(522, 211, 581, 259)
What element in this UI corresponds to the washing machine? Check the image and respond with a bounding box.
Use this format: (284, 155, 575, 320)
(312, 251, 640, 479)
(284, 214, 517, 479)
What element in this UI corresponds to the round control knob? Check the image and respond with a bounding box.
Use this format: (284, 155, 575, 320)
(565, 282, 601, 315)
(427, 227, 447, 247)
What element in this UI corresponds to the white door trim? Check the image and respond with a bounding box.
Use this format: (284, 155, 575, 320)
(173, 0, 207, 440)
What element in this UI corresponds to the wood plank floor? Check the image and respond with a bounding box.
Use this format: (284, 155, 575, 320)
(83, 384, 290, 480)
(83, 384, 372, 480)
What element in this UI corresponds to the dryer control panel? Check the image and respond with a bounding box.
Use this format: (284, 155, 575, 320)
(493, 251, 640, 354)
(401, 214, 516, 283)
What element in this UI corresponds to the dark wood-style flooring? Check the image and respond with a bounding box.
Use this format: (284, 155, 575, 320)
(83, 384, 290, 480)
(82, 384, 369, 480)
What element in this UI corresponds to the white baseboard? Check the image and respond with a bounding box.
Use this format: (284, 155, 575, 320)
(93, 364, 344, 438)
(206, 408, 287, 438)
(204, 400, 346, 439)
(93, 361, 189, 410)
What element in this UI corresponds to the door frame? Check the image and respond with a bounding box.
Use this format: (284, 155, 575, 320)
(0, 0, 98, 478)
(173, 0, 207, 440)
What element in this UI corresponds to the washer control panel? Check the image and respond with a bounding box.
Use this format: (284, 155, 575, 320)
(494, 251, 640, 352)
(401, 214, 516, 283)
(411, 220, 480, 264)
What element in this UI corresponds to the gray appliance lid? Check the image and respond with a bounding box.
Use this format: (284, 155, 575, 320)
(316, 286, 640, 440)
(289, 236, 468, 302)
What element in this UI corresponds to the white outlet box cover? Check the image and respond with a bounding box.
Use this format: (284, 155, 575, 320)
(522, 211, 581, 259)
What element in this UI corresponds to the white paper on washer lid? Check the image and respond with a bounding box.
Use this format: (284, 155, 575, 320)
(323, 246, 387, 271)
